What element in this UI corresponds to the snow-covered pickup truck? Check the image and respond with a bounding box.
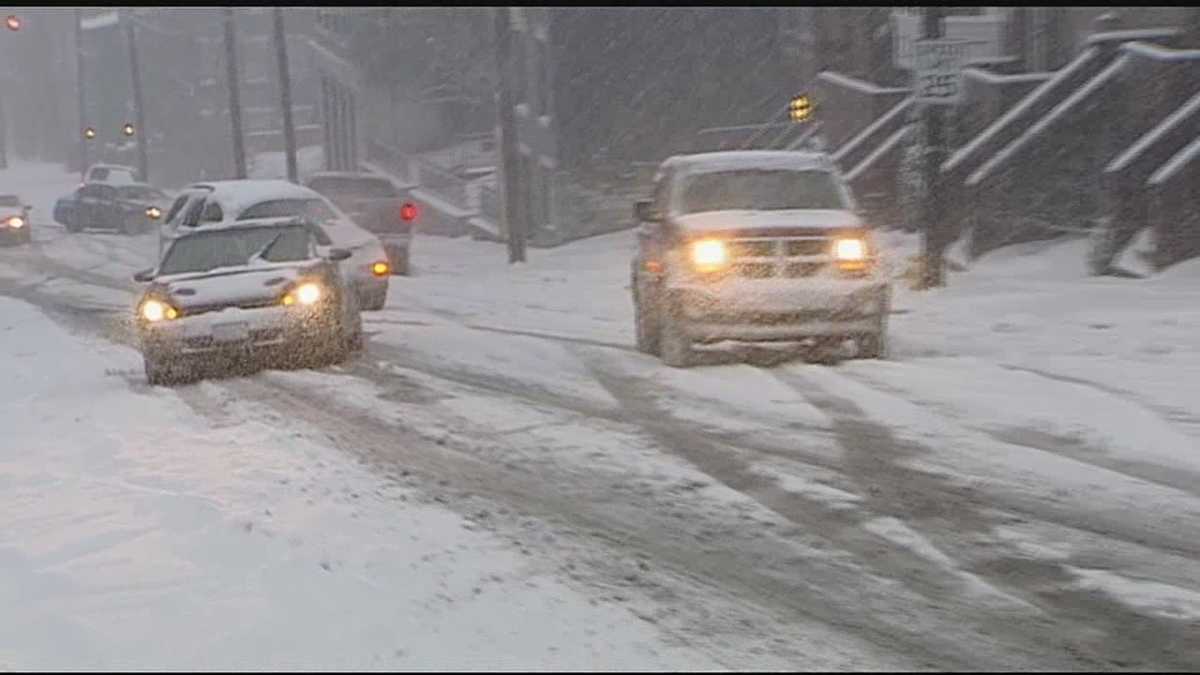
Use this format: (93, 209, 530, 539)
(630, 150, 891, 367)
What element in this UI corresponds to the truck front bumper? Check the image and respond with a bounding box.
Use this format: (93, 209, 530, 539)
(671, 278, 890, 344)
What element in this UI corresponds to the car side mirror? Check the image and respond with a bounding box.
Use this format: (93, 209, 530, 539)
(133, 268, 155, 283)
(327, 248, 352, 262)
(635, 200, 659, 222)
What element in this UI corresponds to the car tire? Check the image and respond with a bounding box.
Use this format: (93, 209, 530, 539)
(361, 287, 387, 312)
(64, 212, 83, 234)
(633, 287, 660, 356)
(658, 302, 695, 369)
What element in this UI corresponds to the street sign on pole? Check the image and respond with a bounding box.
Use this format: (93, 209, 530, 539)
(913, 38, 971, 105)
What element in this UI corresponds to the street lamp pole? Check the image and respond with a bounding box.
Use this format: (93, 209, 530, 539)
(273, 7, 298, 183)
(75, 9, 88, 181)
(918, 6, 947, 289)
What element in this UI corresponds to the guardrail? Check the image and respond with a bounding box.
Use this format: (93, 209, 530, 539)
(414, 157, 470, 206)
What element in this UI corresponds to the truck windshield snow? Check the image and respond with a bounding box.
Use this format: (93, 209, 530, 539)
(681, 169, 847, 213)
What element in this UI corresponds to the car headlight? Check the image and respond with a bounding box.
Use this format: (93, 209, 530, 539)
(140, 299, 178, 322)
(834, 238, 867, 261)
(6, 216, 24, 229)
(371, 261, 390, 277)
(690, 239, 729, 272)
(145, 206, 162, 220)
(283, 282, 323, 306)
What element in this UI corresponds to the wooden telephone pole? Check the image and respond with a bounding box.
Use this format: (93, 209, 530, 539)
(272, 7, 298, 183)
(919, 6, 947, 289)
(74, 8, 88, 180)
(494, 7, 526, 264)
(222, 7, 246, 179)
(123, 9, 149, 182)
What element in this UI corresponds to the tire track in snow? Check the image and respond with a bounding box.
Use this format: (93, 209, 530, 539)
(769, 366, 1200, 670)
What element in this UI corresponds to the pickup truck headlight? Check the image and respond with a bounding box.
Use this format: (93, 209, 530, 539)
(834, 238, 866, 261)
(690, 239, 729, 273)
(140, 299, 178, 322)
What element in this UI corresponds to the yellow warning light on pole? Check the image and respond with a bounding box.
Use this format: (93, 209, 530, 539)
(83, 127, 97, 140)
(789, 94, 812, 122)
(122, 123, 135, 137)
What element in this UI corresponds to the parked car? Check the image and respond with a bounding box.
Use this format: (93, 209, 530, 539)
(83, 163, 139, 186)
(53, 182, 173, 235)
(629, 150, 892, 367)
(305, 171, 414, 275)
(131, 216, 364, 385)
(0, 194, 33, 246)
(156, 180, 392, 310)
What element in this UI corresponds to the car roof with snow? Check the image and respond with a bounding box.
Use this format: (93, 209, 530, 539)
(662, 150, 836, 176)
(184, 179, 324, 217)
(170, 215, 323, 237)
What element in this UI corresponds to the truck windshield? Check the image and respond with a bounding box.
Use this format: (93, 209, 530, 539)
(680, 169, 848, 213)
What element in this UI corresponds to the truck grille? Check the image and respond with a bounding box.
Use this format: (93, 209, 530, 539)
(727, 236, 832, 279)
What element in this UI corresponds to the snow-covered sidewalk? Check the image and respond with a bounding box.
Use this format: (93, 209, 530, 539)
(0, 296, 716, 670)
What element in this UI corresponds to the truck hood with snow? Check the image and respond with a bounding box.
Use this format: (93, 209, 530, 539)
(672, 209, 864, 237)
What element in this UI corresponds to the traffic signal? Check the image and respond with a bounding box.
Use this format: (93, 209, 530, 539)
(83, 127, 97, 140)
(789, 94, 812, 123)
(5, 15, 20, 31)
(122, 123, 135, 137)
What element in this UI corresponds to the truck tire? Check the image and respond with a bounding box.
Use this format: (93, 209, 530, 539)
(658, 303, 695, 368)
(145, 355, 183, 386)
(633, 288, 660, 355)
(857, 331, 887, 359)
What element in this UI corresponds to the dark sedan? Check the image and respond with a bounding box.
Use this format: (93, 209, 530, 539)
(53, 182, 173, 235)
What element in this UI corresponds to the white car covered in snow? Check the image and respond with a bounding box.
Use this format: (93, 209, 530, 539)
(155, 180, 392, 310)
(132, 216, 364, 385)
(630, 150, 891, 367)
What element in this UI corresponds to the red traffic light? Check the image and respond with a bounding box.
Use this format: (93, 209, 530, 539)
(400, 201, 418, 222)
(5, 15, 20, 31)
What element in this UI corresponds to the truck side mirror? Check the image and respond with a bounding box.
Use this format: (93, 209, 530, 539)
(635, 200, 659, 222)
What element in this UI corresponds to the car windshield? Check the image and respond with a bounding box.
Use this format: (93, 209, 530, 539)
(238, 198, 340, 225)
(118, 186, 167, 201)
(158, 225, 315, 275)
(309, 177, 397, 200)
(0, 195, 20, 207)
(679, 169, 848, 213)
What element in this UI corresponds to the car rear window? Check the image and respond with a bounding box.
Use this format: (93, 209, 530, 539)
(239, 198, 339, 225)
(309, 177, 397, 200)
(680, 169, 848, 213)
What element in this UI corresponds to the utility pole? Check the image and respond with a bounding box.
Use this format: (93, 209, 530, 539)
(222, 7, 246, 179)
(0, 95, 7, 169)
(75, 8, 88, 180)
(123, 9, 149, 182)
(919, 6, 947, 289)
(493, 7, 526, 264)
(272, 7, 298, 183)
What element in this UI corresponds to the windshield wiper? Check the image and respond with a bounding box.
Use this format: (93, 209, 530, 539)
(247, 232, 285, 265)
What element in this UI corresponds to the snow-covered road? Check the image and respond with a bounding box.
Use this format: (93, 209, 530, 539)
(2, 161, 1199, 670)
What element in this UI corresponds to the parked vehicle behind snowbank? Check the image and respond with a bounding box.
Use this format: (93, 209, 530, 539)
(630, 151, 891, 367)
